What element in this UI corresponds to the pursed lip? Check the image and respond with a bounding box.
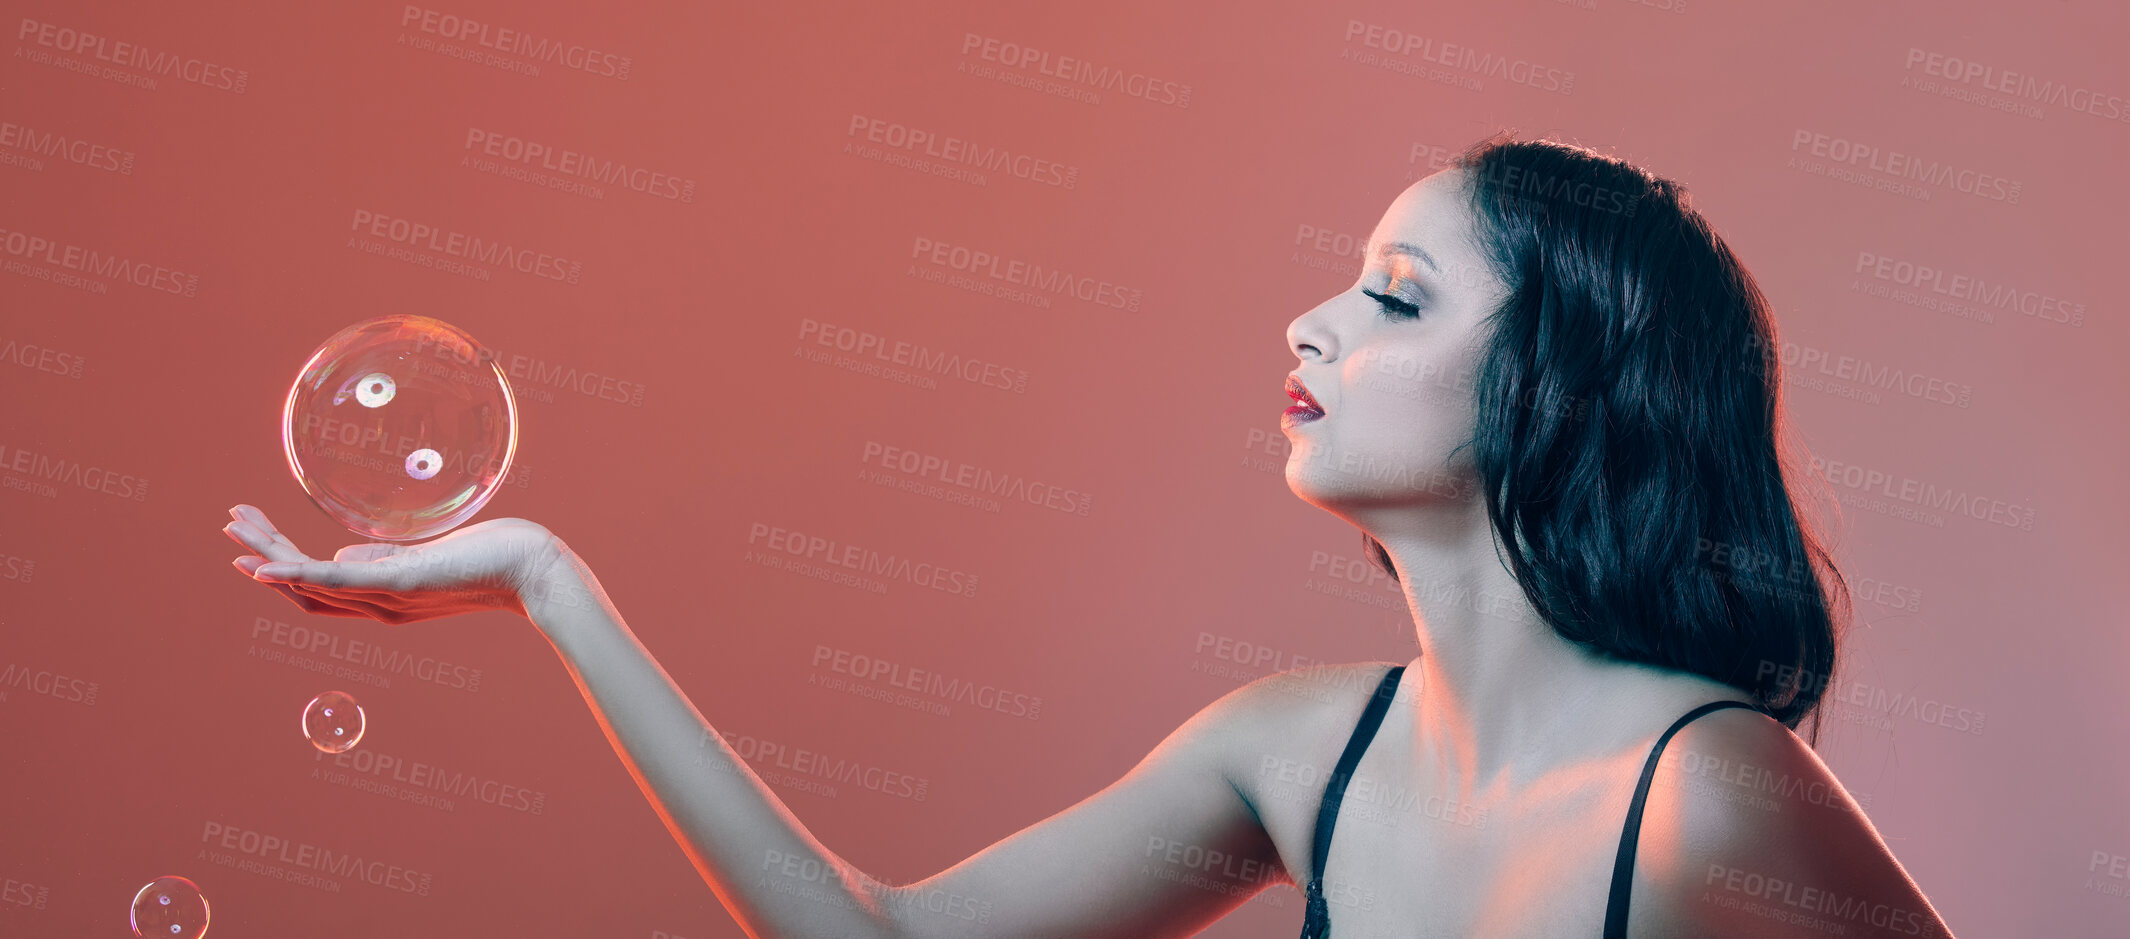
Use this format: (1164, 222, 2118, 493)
(1285, 374, 1325, 415)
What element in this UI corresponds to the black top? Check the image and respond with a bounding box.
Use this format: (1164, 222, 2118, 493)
(1295, 664, 1762, 939)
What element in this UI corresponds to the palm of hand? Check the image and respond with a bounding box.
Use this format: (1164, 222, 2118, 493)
(221, 503, 559, 624)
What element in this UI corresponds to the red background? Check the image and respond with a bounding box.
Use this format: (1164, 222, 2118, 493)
(3, 2, 2125, 936)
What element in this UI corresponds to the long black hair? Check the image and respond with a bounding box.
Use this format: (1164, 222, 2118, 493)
(1362, 132, 1848, 743)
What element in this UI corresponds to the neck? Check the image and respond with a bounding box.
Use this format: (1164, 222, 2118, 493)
(1367, 502, 1679, 792)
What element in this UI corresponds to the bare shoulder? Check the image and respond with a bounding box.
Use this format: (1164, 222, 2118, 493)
(1135, 658, 1404, 812)
(1196, 659, 1408, 759)
(1628, 708, 1959, 938)
(1188, 660, 1408, 867)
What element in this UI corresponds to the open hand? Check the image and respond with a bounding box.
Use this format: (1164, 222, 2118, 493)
(221, 504, 562, 623)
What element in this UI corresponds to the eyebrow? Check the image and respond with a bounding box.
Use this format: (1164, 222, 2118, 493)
(1376, 241, 1440, 274)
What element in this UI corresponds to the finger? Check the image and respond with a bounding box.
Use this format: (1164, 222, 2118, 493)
(221, 518, 295, 556)
(253, 558, 407, 593)
(236, 557, 372, 617)
(284, 592, 382, 618)
(239, 553, 441, 604)
(223, 520, 313, 565)
(280, 579, 402, 619)
(235, 554, 334, 608)
(281, 588, 406, 624)
(333, 543, 404, 564)
(232, 504, 276, 530)
(231, 505, 304, 553)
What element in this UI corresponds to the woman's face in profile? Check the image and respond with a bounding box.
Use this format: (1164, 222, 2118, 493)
(1283, 167, 1511, 516)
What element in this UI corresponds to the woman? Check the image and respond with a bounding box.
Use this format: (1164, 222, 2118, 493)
(222, 133, 1957, 938)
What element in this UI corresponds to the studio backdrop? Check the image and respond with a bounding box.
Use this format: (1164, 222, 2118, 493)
(2, 1, 2124, 937)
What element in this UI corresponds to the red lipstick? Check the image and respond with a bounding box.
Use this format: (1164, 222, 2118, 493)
(1284, 374, 1325, 429)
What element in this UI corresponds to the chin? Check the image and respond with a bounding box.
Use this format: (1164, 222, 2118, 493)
(1283, 462, 1377, 510)
(1286, 449, 1479, 514)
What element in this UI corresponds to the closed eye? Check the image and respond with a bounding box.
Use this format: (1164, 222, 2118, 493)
(1363, 289, 1421, 318)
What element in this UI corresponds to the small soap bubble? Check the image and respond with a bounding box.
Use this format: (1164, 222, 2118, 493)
(303, 690, 365, 754)
(282, 315, 518, 542)
(130, 875, 208, 939)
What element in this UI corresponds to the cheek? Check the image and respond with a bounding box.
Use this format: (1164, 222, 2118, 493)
(1341, 343, 1476, 439)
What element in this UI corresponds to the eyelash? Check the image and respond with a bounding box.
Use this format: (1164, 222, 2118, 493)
(1364, 289, 1421, 319)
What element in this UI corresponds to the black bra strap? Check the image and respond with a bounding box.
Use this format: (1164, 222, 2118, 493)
(1300, 664, 1406, 939)
(1601, 699, 1764, 938)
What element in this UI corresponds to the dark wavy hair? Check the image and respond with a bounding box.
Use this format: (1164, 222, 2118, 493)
(1362, 132, 1848, 743)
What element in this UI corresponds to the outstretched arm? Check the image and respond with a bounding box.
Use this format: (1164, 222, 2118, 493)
(520, 537, 1290, 939)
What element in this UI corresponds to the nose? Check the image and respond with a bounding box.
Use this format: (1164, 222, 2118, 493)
(1286, 295, 1341, 362)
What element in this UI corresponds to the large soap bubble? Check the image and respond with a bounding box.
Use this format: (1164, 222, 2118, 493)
(282, 315, 517, 542)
